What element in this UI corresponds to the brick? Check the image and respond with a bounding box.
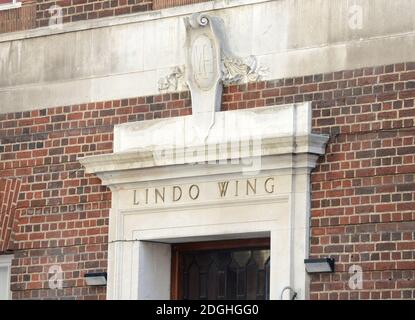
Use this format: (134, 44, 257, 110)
(356, 150, 375, 159)
(397, 146, 415, 155)
(399, 89, 415, 99)
(358, 76, 378, 85)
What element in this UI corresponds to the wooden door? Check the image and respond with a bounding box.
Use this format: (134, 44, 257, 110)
(171, 238, 270, 300)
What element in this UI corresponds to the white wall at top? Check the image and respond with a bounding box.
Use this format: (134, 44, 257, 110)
(0, 0, 414, 113)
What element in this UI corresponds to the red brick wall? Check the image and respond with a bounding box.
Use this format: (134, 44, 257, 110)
(0, 1, 36, 33)
(0, 62, 414, 299)
(153, 0, 209, 10)
(35, 0, 152, 27)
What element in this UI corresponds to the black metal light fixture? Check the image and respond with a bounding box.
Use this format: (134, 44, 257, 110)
(304, 258, 335, 273)
(84, 272, 107, 286)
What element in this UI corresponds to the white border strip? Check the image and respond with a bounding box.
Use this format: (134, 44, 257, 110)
(0, 255, 13, 300)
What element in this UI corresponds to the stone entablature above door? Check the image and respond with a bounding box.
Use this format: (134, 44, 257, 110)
(80, 102, 329, 299)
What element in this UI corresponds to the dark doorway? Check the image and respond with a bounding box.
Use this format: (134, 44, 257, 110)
(171, 238, 270, 300)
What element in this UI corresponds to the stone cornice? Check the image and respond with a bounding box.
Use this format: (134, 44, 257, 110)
(81, 134, 328, 173)
(80, 103, 328, 187)
(79, 134, 328, 187)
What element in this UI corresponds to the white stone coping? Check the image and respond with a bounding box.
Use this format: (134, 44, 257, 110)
(0, 2, 21, 11)
(0, 0, 271, 43)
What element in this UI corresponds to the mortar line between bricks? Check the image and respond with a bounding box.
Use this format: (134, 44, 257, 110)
(325, 125, 415, 137)
(10, 271, 415, 293)
(310, 218, 415, 229)
(2, 119, 415, 145)
(11, 240, 109, 254)
(10, 218, 414, 253)
(1, 123, 415, 153)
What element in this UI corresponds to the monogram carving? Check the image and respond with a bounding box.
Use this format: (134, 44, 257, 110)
(191, 34, 217, 90)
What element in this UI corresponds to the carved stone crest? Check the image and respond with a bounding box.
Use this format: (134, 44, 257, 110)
(183, 13, 225, 141)
(157, 13, 268, 141)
